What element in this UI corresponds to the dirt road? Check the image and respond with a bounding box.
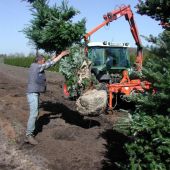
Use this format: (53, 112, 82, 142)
(0, 63, 125, 170)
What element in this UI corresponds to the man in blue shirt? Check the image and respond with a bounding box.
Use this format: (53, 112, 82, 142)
(25, 50, 69, 145)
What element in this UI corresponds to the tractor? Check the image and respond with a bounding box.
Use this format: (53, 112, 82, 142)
(83, 5, 151, 110)
(63, 5, 151, 112)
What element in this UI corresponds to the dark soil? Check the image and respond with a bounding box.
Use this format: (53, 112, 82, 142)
(0, 63, 127, 170)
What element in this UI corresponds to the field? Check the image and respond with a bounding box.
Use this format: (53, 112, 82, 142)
(0, 63, 126, 170)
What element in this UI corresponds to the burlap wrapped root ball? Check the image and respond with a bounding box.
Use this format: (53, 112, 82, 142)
(76, 89, 108, 116)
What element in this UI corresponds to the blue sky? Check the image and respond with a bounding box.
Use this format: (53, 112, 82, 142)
(0, 0, 163, 55)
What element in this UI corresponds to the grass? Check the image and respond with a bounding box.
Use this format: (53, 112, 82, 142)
(4, 56, 59, 72)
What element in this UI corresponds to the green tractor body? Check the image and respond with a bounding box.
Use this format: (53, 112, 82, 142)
(87, 41, 131, 83)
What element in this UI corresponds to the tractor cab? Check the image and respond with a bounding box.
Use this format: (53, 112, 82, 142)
(87, 41, 130, 83)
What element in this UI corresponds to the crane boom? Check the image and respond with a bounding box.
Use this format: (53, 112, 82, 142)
(84, 5, 143, 71)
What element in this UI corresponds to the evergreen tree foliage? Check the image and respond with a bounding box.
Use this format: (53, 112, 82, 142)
(23, 0, 86, 53)
(113, 1, 170, 169)
(59, 44, 86, 97)
(59, 44, 98, 97)
(131, 30, 170, 115)
(124, 114, 170, 170)
(136, 0, 170, 29)
(115, 31, 170, 168)
(24, 0, 35, 3)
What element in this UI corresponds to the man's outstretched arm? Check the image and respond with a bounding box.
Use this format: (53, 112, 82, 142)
(39, 50, 69, 72)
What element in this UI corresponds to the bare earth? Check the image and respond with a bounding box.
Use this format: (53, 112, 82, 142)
(0, 63, 125, 170)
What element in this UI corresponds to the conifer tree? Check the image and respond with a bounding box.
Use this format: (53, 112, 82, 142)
(114, 1, 170, 169)
(23, 0, 86, 54)
(136, 0, 170, 29)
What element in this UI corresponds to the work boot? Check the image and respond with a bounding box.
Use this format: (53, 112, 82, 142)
(25, 135, 38, 145)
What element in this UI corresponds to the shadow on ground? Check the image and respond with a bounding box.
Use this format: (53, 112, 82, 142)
(100, 129, 130, 170)
(34, 100, 131, 170)
(34, 101, 100, 136)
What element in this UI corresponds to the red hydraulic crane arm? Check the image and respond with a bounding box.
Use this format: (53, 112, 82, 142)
(84, 20, 110, 43)
(84, 5, 143, 71)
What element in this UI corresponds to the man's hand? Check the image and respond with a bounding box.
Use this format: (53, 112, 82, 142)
(60, 50, 70, 57)
(51, 50, 69, 60)
(52, 50, 70, 63)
